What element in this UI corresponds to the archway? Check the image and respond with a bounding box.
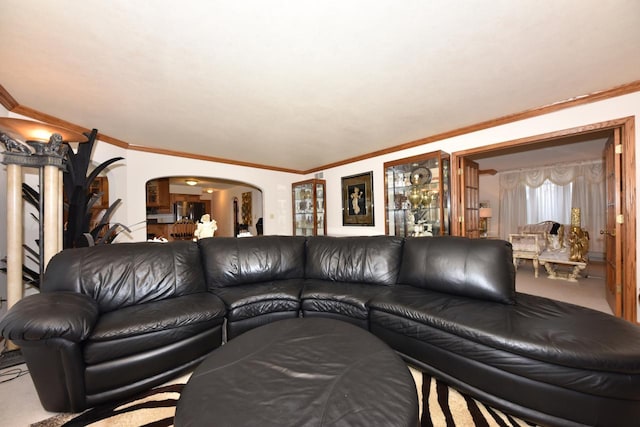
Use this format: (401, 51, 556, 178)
(145, 176, 262, 239)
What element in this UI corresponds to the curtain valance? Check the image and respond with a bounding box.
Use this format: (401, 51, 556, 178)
(499, 160, 603, 190)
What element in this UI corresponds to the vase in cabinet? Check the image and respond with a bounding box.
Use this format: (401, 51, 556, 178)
(384, 150, 450, 237)
(292, 179, 326, 236)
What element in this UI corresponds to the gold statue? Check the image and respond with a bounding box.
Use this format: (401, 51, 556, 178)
(569, 226, 589, 262)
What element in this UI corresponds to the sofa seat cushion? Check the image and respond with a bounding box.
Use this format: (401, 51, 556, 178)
(211, 279, 303, 322)
(84, 293, 226, 364)
(369, 286, 640, 398)
(301, 280, 389, 320)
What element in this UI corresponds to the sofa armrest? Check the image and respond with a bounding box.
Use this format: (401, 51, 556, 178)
(509, 233, 545, 254)
(0, 291, 99, 342)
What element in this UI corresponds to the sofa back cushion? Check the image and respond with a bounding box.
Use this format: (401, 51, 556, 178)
(398, 236, 516, 304)
(43, 241, 206, 313)
(305, 236, 404, 286)
(199, 236, 306, 289)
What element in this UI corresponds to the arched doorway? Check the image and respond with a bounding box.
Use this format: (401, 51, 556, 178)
(145, 176, 263, 239)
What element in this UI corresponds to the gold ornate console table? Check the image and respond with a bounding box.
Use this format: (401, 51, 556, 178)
(538, 250, 587, 282)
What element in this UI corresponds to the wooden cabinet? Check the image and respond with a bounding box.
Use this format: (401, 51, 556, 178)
(146, 178, 170, 208)
(292, 179, 326, 236)
(88, 176, 109, 210)
(171, 193, 202, 203)
(384, 150, 451, 237)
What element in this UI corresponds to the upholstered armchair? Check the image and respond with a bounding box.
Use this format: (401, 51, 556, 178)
(509, 221, 567, 277)
(508, 233, 546, 277)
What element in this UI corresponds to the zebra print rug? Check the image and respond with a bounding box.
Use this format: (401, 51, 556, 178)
(32, 368, 537, 427)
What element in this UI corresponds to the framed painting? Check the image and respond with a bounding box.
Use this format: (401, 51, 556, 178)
(342, 171, 374, 226)
(242, 191, 252, 225)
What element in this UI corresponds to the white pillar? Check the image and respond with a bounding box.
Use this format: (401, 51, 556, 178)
(6, 163, 23, 310)
(43, 164, 59, 268)
(58, 168, 64, 251)
(6, 164, 23, 350)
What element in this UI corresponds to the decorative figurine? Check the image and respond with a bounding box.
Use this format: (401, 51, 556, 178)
(569, 226, 589, 262)
(194, 214, 217, 240)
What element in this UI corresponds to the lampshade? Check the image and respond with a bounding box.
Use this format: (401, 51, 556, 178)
(186, 179, 198, 186)
(0, 117, 86, 143)
(479, 207, 493, 218)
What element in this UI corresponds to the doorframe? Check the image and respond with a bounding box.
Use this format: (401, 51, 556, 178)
(450, 116, 637, 323)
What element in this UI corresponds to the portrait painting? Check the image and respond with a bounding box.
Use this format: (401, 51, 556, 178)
(342, 171, 374, 226)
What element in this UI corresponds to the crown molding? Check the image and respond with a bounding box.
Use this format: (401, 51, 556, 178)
(0, 83, 18, 110)
(2, 79, 639, 175)
(304, 80, 640, 174)
(128, 144, 303, 174)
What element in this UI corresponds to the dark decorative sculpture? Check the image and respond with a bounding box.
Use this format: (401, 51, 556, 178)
(63, 128, 125, 249)
(0, 132, 33, 154)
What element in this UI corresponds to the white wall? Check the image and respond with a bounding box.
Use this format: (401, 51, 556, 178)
(313, 91, 639, 317)
(118, 150, 298, 242)
(2, 91, 639, 318)
(479, 174, 500, 237)
(210, 185, 263, 237)
(317, 92, 640, 241)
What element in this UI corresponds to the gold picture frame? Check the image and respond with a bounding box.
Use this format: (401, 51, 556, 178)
(342, 171, 374, 226)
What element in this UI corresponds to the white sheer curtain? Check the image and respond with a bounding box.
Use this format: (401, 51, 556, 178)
(498, 160, 605, 254)
(526, 181, 573, 224)
(572, 162, 606, 255)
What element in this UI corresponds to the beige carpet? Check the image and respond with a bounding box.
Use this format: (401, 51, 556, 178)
(515, 259, 612, 314)
(32, 367, 536, 427)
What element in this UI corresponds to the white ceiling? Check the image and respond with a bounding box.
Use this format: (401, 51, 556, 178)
(1, 1, 639, 172)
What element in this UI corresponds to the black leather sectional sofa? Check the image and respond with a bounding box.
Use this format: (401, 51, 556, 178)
(2, 235, 640, 426)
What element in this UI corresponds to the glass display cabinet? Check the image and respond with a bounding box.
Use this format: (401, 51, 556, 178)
(292, 179, 326, 236)
(384, 151, 450, 237)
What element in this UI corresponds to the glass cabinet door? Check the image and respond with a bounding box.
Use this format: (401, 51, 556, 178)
(292, 179, 326, 236)
(384, 151, 450, 237)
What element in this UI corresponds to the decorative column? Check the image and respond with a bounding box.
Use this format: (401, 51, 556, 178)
(58, 169, 64, 251)
(1, 118, 84, 316)
(569, 207, 589, 262)
(5, 163, 23, 312)
(571, 207, 581, 227)
(2, 139, 67, 284)
(43, 164, 60, 266)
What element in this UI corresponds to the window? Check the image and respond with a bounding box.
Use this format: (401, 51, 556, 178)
(525, 179, 572, 224)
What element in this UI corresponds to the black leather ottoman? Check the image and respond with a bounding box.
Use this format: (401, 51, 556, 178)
(175, 318, 418, 426)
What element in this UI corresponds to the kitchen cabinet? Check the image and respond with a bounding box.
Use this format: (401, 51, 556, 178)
(384, 150, 451, 237)
(88, 176, 109, 210)
(292, 179, 326, 236)
(146, 178, 170, 208)
(171, 194, 202, 203)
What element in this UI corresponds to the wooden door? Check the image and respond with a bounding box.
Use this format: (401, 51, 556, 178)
(603, 130, 623, 316)
(458, 157, 480, 238)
